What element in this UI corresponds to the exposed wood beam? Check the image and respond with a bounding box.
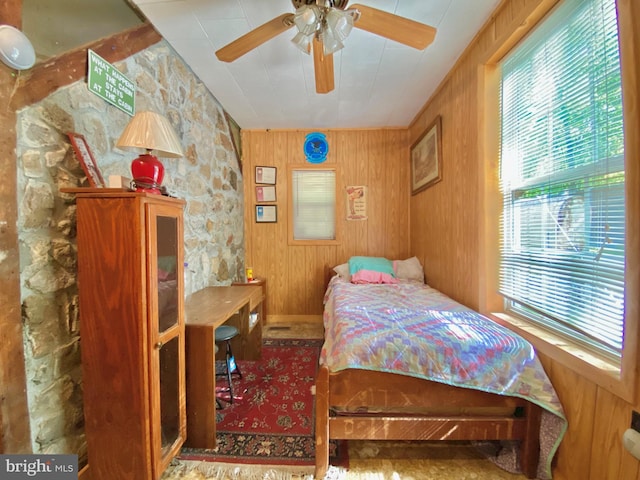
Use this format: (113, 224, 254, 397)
(11, 23, 161, 110)
(0, 0, 32, 454)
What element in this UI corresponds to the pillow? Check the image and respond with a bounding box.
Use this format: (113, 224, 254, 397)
(333, 263, 351, 281)
(393, 256, 425, 283)
(351, 269, 398, 284)
(348, 256, 395, 276)
(348, 256, 397, 284)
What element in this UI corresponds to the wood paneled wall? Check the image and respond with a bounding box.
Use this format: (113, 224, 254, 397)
(242, 129, 410, 321)
(408, 0, 640, 479)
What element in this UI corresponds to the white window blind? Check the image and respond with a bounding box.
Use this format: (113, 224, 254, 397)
(499, 0, 625, 359)
(292, 169, 336, 240)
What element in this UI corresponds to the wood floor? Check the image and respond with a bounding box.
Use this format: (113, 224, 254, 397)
(162, 321, 529, 479)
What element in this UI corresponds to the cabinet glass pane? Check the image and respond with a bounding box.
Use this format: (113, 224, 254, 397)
(159, 336, 180, 455)
(156, 215, 178, 333)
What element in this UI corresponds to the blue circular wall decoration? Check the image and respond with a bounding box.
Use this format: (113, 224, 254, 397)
(304, 132, 328, 163)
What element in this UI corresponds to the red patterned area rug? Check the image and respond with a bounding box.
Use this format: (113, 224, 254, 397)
(179, 338, 347, 467)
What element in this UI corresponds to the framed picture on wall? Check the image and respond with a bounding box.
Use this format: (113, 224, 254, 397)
(410, 115, 442, 195)
(346, 185, 367, 220)
(255, 166, 277, 185)
(255, 205, 277, 223)
(224, 111, 242, 173)
(255, 185, 276, 202)
(67, 132, 106, 188)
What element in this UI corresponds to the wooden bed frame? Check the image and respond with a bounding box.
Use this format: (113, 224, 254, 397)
(314, 365, 542, 479)
(315, 269, 545, 479)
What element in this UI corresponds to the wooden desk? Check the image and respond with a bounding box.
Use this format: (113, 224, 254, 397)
(184, 285, 264, 448)
(233, 277, 267, 325)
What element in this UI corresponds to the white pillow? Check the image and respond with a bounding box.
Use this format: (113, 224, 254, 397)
(394, 257, 425, 283)
(333, 263, 351, 281)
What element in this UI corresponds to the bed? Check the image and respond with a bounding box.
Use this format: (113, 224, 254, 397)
(315, 257, 566, 479)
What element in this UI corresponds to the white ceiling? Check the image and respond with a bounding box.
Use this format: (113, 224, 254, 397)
(129, 0, 501, 130)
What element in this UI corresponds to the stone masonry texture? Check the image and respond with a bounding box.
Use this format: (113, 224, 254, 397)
(15, 40, 245, 460)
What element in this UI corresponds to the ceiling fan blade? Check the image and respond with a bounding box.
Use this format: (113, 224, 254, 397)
(313, 37, 335, 94)
(350, 4, 436, 50)
(216, 13, 295, 62)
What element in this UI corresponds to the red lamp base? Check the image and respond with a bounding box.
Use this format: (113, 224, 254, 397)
(131, 153, 164, 195)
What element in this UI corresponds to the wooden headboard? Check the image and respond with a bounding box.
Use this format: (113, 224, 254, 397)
(324, 264, 336, 292)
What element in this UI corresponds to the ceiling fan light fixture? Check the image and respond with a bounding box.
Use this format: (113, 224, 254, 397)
(216, 1, 437, 96)
(293, 5, 319, 35)
(291, 31, 313, 54)
(325, 9, 354, 42)
(321, 28, 344, 55)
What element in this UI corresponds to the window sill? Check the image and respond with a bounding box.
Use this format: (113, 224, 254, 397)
(488, 312, 634, 403)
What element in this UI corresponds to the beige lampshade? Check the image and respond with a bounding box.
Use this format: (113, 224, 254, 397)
(116, 111, 183, 158)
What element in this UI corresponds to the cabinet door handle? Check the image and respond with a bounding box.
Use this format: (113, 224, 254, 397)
(155, 341, 163, 349)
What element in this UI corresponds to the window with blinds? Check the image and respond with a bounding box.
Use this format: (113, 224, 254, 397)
(499, 0, 625, 360)
(291, 169, 336, 241)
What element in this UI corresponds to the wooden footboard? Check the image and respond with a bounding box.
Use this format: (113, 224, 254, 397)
(315, 365, 541, 479)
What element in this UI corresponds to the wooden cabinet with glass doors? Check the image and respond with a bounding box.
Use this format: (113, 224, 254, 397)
(69, 188, 186, 480)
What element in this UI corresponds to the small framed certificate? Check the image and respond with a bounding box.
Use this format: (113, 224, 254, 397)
(255, 205, 277, 223)
(255, 166, 277, 185)
(255, 185, 276, 202)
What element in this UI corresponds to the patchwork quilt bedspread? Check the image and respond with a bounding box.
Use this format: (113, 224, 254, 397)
(320, 276, 567, 479)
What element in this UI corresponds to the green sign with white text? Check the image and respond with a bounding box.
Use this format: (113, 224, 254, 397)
(87, 49, 135, 116)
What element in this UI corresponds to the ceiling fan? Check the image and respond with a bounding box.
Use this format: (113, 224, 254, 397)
(215, 0, 437, 94)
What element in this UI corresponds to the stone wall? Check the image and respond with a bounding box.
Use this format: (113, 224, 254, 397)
(15, 41, 245, 458)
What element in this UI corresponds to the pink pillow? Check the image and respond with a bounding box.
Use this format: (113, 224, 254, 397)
(351, 269, 398, 284)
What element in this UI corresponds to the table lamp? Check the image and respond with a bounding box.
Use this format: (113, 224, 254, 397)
(116, 111, 183, 194)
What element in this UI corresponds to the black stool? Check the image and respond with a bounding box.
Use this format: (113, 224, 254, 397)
(215, 345, 223, 409)
(215, 325, 242, 404)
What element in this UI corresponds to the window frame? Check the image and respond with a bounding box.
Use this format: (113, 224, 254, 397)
(287, 164, 342, 246)
(498, 0, 626, 359)
(479, 0, 639, 403)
